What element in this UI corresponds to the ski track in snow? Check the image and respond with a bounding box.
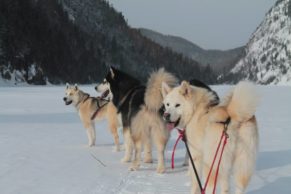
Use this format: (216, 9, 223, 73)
(0, 85, 290, 194)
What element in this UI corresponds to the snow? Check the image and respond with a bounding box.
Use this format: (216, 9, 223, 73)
(28, 64, 37, 81)
(0, 85, 291, 194)
(0, 70, 30, 87)
(0, 75, 28, 87)
(231, 0, 291, 85)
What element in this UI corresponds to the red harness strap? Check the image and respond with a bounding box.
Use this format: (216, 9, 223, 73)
(171, 125, 229, 194)
(171, 128, 185, 169)
(90, 106, 102, 120)
(212, 133, 228, 194)
(202, 130, 228, 194)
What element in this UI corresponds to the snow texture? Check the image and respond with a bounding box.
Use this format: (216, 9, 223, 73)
(232, 0, 291, 85)
(0, 85, 290, 194)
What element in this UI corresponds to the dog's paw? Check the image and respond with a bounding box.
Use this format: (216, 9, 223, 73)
(88, 143, 95, 147)
(143, 157, 153, 163)
(220, 190, 230, 194)
(129, 163, 140, 171)
(113, 146, 121, 152)
(129, 166, 137, 171)
(182, 161, 189, 166)
(156, 166, 166, 174)
(119, 144, 125, 151)
(121, 157, 131, 163)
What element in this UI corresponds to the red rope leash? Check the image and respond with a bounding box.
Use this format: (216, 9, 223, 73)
(171, 119, 230, 194)
(202, 131, 225, 193)
(212, 133, 228, 194)
(202, 131, 228, 194)
(171, 128, 185, 169)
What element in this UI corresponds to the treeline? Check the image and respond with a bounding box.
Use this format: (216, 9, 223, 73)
(0, 0, 217, 84)
(0, 0, 105, 84)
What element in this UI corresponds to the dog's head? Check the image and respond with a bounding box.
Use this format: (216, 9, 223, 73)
(63, 83, 81, 106)
(95, 78, 112, 100)
(161, 81, 194, 130)
(98, 66, 141, 105)
(96, 67, 119, 100)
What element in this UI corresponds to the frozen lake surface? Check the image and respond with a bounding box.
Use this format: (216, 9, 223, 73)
(0, 85, 290, 194)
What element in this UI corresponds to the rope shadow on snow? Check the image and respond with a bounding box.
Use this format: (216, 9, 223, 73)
(137, 165, 188, 174)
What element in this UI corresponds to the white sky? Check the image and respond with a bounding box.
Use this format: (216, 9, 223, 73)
(108, 0, 276, 50)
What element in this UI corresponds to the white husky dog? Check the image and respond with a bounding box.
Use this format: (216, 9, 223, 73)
(162, 81, 259, 194)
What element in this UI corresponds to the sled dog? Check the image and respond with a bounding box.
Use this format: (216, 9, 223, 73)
(99, 67, 178, 173)
(162, 81, 259, 194)
(63, 84, 121, 150)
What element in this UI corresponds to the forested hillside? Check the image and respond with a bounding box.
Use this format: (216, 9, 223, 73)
(0, 0, 216, 85)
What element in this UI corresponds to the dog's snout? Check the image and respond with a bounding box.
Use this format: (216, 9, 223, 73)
(94, 86, 97, 91)
(163, 113, 171, 121)
(63, 97, 67, 101)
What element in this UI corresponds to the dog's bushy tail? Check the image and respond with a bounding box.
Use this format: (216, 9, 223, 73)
(225, 81, 260, 122)
(145, 68, 178, 111)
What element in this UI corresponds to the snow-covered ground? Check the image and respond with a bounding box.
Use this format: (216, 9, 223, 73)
(0, 85, 290, 194)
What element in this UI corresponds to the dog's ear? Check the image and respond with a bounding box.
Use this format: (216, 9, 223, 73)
(161, 82, 172, 98)
(109, 67, 115, 79)
(179, 81, 191, 98)
(66, 83, 70, 89)
(74, 84, 78, 91)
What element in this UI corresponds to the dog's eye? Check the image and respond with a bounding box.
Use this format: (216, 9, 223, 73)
(175, 104, 180, 108)
(166, 103, 169, 107)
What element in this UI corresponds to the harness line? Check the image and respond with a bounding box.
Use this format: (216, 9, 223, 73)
(171, 117, 230, 194)
(90, 98, 109, 120)
(90, 91, 110, 120)
(116, 85, 144, 113)
(171, 128, 203, 191)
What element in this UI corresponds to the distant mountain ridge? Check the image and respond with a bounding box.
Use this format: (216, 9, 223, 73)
(221, 0, 291, 85)
(139, 28, 244, 72)
(0, 0, 217, 85)
(1, 0, 289, 85)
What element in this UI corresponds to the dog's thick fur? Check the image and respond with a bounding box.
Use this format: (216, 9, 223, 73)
(102, 67, 178, 173)
(162, 81, 259, 194)
(63, 84, 121, 150)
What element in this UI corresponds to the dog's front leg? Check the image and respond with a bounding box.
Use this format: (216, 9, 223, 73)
(121, 127, 132, 162)
(189, 156, 202, 194)
(143, 131, 153, 163)
(129, 138, 142, 171)
(108, 116, 120, 152)
(153, 134, 167, 173)
(86, 123, 96, 147)
(219, 172, 230, 194)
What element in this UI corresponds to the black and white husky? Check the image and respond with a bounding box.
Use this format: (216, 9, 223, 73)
(96, 67, 178, 173)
